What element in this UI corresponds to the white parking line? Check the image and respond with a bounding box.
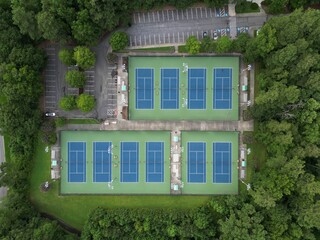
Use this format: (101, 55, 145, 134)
(210, 8, 213, 18)
(176, 10, 179, 20)
(162, 10, 165, 22)
(205, 8, 208, 18)
(157, 11, 160, 22)
(138, 13, 141, 23)
(139, 35, 142, 46)
(144, 35, 146, 45)
(166, 10, 169, 21)
(143, 13, 146, 22)
(158, 34, 161, 43)
(172, 32, 175, 43)
(152, 12, 155, 22)
(195, 8, 198, 19)
(182, 32, 185, 42)
(178, 32, 180, 42)
(168, 33, 170, 43)
(149, 35, 151, 45)
(197, 31, 199, 39)
(154, 34, 156, 44)
(147, 12, 150, 22)
(200, 8, 203, 18)
(163, 33, 166, 43)
(171, 10, 174, 20)
(181, 10, 184, 20)
(191, 9, 194, 19)
(186, 9, 189, 19)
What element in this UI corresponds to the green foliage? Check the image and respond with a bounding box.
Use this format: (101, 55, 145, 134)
(216, 36, 233, 53)
(9, 45, 47, 72)
(82, 207, 216, 239)
(11, 0, 42, 41)
(58, 48, 75, 66)
(40, 120, 56, 145)
(55, 117, 67, 127)
(73, 46, 96, 70)
(186, 35, 200, 55)
(236, 1, 260, 13)
(106, 53, 118, 64)
(268, 0, 289, 14)
(232, 32, 250, 52)
(71, 9, 101, 46)
(200, 36, 215, 53)
(59, 95, 77, 111)
(203, 0, 229, 8)
(77, 94, 95, 112)
(109, 31, 129, 51)
(65, 70, 86, 88)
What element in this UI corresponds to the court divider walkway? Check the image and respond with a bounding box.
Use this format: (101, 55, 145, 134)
(59, 120, 253, 132)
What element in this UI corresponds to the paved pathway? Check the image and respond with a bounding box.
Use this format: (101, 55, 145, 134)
(0, 136, 7, 199)
(61, 119, 253, 132)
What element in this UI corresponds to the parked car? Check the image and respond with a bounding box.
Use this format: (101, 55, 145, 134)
(213, 31, 218, 40)
(45, 112, 56, 117)
(203, 31, 208, 37)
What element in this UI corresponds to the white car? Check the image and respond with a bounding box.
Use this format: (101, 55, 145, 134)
(45, 112, 56, 117)
(213, 31, 218, 40)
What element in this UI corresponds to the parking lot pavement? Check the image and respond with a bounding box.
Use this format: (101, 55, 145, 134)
(44, 45, 58, 112)
(132, 7, 221, 24)
(84, 68, 95, 95)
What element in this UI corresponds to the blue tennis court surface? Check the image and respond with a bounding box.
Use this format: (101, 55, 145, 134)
(213, 142, 232, 183)
(136, 68, 154, 109)
(161, 68, 179, 109)
(188, 69, 206, 109)
(146, 142, 164, 182)
(121, 142, 139, 182)
(187, 142, 206, 183)
(93, 142, 112, 182)
(214, 68, 232, 109)
(68, 142, 86, 182)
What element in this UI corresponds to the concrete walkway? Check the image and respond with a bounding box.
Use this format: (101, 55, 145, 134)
(61, 120, 253, 132)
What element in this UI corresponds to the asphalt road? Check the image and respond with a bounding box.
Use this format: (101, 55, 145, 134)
(0, 136, 7, 199)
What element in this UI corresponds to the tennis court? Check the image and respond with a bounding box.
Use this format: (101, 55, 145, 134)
(129, 56, 239, 120)
(214, 68, 232, 109)
(68, 142, 86, 182)
(61, 131, 170, 194)
(135, 68, 154, 109)
(181, 131, 238, 194)
(121, 142, 139, 182)
(93, 142, 112, 182)
(146, 142, 164, 182)
(188, 68, 206, 109)
(213, 142, 232, 183)
(161, 68, 179, 109)
(187, 142, 206, 183)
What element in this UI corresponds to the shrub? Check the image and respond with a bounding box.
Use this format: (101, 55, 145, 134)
(216, 36, 233, 53)
(77, 94, 95, 112)
(186, 36, 200, 55)
(59, 95, 77, 111)
(109, 32, 129, 51)
(73, 46, 95, 70)
(65, 70, 86, 88)
(107, 53, 118, 64)
(58, 49, 75, 66)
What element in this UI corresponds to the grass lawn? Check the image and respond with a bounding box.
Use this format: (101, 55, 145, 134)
(66, 118, 100, 124)
(131, 46, 175, 53)
(29, 137, 210, 230)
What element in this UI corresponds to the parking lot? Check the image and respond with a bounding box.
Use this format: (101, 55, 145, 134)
(132, 6, 228, 24)
(44, 45, 58, 112)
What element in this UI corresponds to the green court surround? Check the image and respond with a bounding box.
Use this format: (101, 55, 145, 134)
(128, 56, 239, 120)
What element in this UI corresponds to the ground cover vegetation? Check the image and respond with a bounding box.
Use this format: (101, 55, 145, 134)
(0, 2, 73, 238)
(0, 0, 319, 238)
(83, 9, 320, 239)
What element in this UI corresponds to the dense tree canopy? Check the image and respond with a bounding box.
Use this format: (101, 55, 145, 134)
(77, 94, 95, 112)
(73, 46, 96, 70)
(109, 31, 129, 51)
(65, 70, 86, 88)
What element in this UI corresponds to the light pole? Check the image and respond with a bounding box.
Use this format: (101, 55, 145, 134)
(239, 179, 251, 191)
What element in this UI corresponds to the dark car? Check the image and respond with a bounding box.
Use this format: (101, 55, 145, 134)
(213, 31, 218, 40)
(203, 31, 208, 37)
